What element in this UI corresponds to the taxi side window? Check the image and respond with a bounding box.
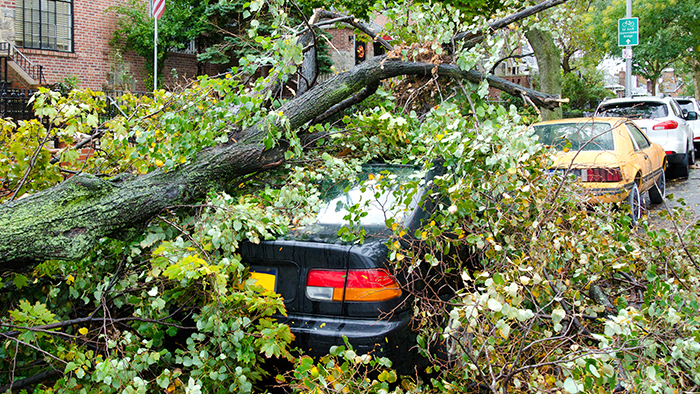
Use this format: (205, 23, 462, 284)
(626, 123, 651, 150)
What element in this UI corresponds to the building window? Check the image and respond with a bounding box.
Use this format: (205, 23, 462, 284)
(15, 0, 73, 52)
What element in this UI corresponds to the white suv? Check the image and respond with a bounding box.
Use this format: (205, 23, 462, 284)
(675, 97, 700, 154)
(595, 96, 697, 178)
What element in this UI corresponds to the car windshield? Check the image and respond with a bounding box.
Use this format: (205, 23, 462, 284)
(533, 122, 615, 151)
(677, 100, 695, 112)
(597, 102, 668, 119)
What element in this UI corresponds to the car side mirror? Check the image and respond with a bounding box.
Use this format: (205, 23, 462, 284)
(687, 111, 698, 121)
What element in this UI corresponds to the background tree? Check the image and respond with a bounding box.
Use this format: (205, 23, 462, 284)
(526, 28, 563, 120)
(674, 0, 700, 100)
(562, 64, 614, 116)
(110, 0, 334, 87)
(583, 0, 696, 95)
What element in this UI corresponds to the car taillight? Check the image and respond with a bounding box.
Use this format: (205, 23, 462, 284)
(665, 151, 676, 155)
(653, 120, 678, 130)
(585, 168, 622, 182)
(306, 269, 401, 302)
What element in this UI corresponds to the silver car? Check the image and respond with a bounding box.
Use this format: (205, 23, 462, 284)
(675, 97, 700, 154)
(595, 96, 697, 178)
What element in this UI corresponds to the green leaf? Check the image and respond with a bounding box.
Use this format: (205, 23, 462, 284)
(563, 377, 581, 393)
(13, 274, 29, 289)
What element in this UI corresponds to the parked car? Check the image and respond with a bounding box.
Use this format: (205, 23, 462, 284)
(595, 96, 696, 178)
(532, 117, 666, 224)
(239, 164, 443, 373)
(674, 96, 700, 154)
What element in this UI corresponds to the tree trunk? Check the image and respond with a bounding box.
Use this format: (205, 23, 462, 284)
(693, 58, 700, 101)
(526, 28, 563, 121)
(0, 56, 562, 270)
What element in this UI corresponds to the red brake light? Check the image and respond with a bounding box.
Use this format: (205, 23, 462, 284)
(306, 269, 401, 302)
(665, 151, 676, 155)
(585, 168, 622, 182)
(653, 120, 678, 130)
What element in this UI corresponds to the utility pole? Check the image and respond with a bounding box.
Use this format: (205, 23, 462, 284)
(625, 0, 632, 97)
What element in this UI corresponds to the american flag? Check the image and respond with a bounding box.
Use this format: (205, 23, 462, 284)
(152, 0, 165, 20)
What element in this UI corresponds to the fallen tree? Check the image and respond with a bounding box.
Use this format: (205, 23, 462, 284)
(0, 11, 563, 269)
(4, 2, 700, 394)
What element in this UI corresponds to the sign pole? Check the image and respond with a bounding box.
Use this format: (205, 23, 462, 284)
(154, 17, 158, 91)
(625, 0, 632, 97)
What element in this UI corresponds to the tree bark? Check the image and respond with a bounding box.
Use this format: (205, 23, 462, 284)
(693, 58, 700, 101)
(0, 56, 561, 270)
(526, 28, 563, 121)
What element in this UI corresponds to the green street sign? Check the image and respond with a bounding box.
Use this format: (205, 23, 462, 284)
(618, 17, 639, 46)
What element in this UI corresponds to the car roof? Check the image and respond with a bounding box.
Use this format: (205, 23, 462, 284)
(600, 96, 671, 105)
(532, 117, 629, 126)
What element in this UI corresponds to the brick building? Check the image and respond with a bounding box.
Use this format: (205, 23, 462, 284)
(320, 14, 389, 75)
(0, 0, 213, 92)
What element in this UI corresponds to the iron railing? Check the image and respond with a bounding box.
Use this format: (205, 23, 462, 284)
(0, 88, 38, 121)
(0, 42, 46, 85)
(0, 89, 153, 123)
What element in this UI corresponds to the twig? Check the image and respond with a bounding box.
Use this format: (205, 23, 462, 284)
(10, 123, 55, 201)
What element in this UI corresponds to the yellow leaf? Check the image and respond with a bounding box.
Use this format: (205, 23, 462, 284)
(155, 159, 164, 167)
(66, 275, 75, 285)
(78, 327, 88, 335)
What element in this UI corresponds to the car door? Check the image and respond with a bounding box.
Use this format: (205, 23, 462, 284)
(626, 122, 660, 191)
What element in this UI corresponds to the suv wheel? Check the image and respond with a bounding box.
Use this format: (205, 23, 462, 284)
(673, 147, 691, 179)
(690, 143, 696, 164)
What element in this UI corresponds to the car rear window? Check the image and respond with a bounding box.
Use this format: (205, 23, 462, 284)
(597, 101, 668, 119)
(316, 166, 425, 226)
(533, 122, 615, 151)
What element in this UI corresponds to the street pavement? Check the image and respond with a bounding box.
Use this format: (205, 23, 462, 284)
(646, 164, 700, 226)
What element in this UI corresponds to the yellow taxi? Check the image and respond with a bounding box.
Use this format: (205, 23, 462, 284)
(532, 117, 666, 223)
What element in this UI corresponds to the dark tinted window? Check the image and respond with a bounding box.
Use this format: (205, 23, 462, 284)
(15, 0, 73, 52)
(533, 122, 615, 151)
(598, 102, 668, 119)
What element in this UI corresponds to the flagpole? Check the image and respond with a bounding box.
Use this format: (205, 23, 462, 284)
(154, 17, 158, 91)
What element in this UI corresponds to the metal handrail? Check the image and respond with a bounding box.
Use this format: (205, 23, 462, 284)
(0, 42, 46, 85)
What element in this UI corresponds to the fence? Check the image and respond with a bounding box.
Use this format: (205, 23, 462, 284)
(0, 88, 152, 123)
(0, 88, 37, 121)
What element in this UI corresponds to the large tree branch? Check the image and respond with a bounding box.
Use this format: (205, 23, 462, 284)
(453, 0, 569, 47)
(0, 56, 560, 269)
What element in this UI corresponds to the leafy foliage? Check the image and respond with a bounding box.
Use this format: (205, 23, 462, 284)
(561, 66, 614, 116)
(110, 0, 335, 86)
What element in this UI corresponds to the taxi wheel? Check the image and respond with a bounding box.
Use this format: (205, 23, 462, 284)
(649, 170, 665, 204)
(627, 183, 642, 225)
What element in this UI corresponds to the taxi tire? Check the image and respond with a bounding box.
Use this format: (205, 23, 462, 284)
(627, 183, 642, 226)
(649, 171, 665, 204)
